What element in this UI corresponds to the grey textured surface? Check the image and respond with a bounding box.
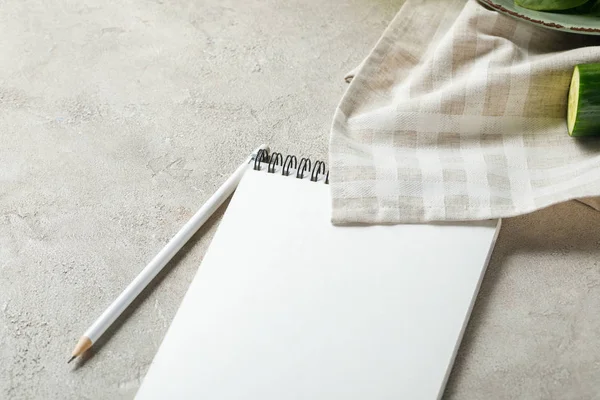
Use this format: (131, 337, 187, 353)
(1, 0, 599, 399)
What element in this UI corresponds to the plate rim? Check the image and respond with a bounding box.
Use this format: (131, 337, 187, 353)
(479, 0, 600, 35)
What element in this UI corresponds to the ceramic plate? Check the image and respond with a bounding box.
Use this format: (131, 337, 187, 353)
(479, 0, 600, 35)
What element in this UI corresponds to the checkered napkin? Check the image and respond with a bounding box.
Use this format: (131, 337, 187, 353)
(329, 0, 600, 224)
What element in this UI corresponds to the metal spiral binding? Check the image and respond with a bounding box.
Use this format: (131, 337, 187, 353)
(282, 155, 297, 176)
(252, 149, 328, 184)
(268, 152, 283, 173)
(296, 158, 311, 179)
(311, 161, 326, 182)
(253, 148, 270, 171)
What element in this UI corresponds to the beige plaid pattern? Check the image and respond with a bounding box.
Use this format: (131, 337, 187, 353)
(330, 0, 600, 224)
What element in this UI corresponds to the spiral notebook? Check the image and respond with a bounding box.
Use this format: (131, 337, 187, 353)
(136, 150, 501, 400)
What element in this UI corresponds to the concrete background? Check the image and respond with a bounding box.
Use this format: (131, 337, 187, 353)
(1, 0, 600, 398)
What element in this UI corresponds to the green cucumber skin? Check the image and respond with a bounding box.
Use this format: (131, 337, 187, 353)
(515, 0, 590, 11)
(571, 63, 600, 137)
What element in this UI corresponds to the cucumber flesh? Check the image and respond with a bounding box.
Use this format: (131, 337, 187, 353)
(567, 68, 580, 135)
(568, 64, 600, 137)
(515, 0, 590, 11)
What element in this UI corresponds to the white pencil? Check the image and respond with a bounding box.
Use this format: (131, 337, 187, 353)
(68, 144, 268, 363)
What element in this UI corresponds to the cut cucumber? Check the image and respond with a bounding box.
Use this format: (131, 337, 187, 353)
(515, 0, 590, 11)
(568, 64, 600, 137)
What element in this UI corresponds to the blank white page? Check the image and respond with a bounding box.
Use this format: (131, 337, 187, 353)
(136, 167, 500, 400)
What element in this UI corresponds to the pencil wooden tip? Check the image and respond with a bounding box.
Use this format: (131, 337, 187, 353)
(67, 355, 76, 364)
(70, 336, 92, 363)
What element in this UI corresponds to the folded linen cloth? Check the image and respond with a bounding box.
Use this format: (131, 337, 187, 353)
(329, 0, 600, 224)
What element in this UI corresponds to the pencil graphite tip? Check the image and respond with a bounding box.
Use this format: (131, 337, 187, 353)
(67, 355, 76, 364)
